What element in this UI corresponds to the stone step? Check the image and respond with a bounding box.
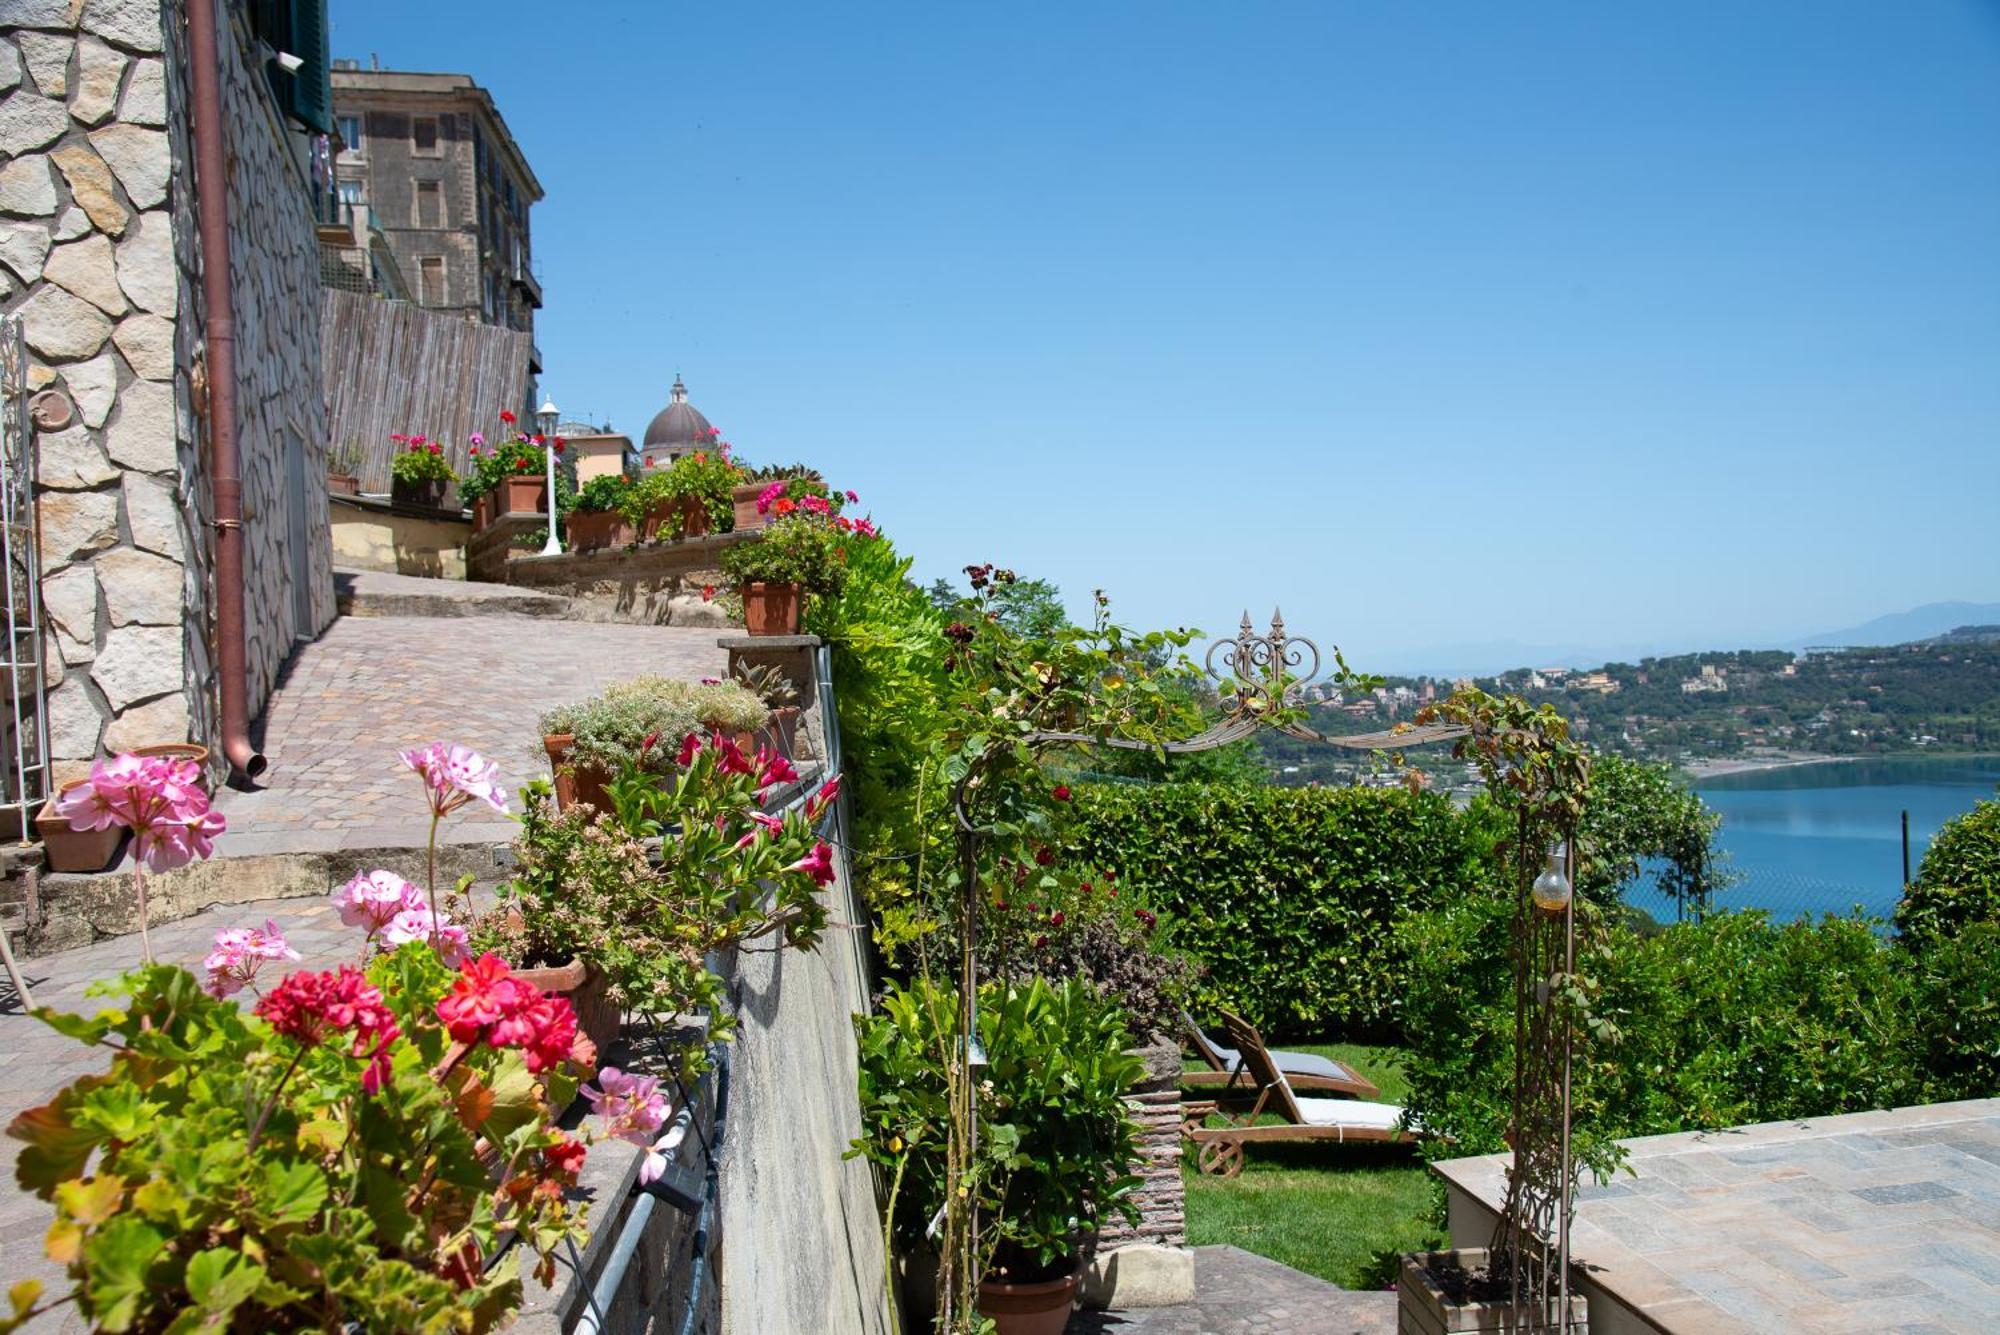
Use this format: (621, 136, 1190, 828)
(333, 567, 574, 619)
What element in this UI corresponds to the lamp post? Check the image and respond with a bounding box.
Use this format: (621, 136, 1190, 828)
(536, 395, 561, 556)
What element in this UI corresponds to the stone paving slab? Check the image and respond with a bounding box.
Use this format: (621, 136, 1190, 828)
(216, 612, 727, 856)
(0, 897, 363, 1332)
(1077, 1246, 1396, 1334)
(1436, 1101, 2000, 1332)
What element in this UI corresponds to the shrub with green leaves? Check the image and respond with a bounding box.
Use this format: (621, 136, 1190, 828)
(1063, 782, 1494, 1040)
(571, 472, 635, 514)
(850, 977, 1142, 1277)
(1895, 796, 2000, 950)
(538, 675, 768, 776)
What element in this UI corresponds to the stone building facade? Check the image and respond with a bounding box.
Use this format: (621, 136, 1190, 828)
(328, 66, 541, 367)
(1, 0, 335, 781)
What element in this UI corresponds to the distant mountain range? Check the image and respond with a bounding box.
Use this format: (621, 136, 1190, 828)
(1372, 600, 2000, 679)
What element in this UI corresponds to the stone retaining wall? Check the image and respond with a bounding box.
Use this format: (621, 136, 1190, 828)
(3, 0, 332, 783)
(499, 529, 755, 627)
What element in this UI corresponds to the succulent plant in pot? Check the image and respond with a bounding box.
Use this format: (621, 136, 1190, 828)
(718, 514, 849, 635)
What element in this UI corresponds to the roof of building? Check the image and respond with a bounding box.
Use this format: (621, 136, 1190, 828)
(642, 376, 714, 449)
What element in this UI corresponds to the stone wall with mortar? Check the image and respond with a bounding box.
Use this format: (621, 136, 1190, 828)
(497, 529, 750, 628)
(1, 0, 331, 783)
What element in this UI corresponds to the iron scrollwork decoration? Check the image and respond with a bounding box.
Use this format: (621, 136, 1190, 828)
(1206, 609, 1322, 723)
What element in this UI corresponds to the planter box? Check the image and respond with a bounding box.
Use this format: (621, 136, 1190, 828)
(501, 474, 548, 517)
(742, 582, 801, 636)
(38, 782, 124, 873)
(731, 482, 766, 532)
(391, 476, 448, 509)
(513, 956, 622, 1061)
(1397, 1249, 1587, 1335)
(544, 734, 613, 813)
(327, 472, 360, 496)
(566, 509, 633, 552)
(470, 495, 492, 530)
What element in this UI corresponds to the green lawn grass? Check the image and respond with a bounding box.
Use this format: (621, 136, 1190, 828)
(1180, 1043, 1444, 1290)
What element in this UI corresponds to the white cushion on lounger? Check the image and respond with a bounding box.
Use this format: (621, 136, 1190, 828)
(1215, 1047, 1357, 1083)
(1294, 1098, 1406, 1131)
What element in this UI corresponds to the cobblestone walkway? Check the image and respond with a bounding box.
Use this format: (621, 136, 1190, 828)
(0, 898, 357, 1332)
(216, 611, 727, 856)
(1081, 1247, 1396, 1333)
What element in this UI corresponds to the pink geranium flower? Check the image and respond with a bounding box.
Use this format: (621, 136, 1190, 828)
(399, 741, 509, 817)
(202, 919, 301, 998)
(332, 869, 421, 932)
(382, 907, 469, 965)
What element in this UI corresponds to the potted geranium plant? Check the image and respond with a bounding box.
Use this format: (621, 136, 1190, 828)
(538, 675, 769, 811)
(389, 432, 454, 508)
(718, 513, 849, 635)
(661, 447, 744, 538)
(567, 473, 637, 551)
(853, 976, 1144, 1335)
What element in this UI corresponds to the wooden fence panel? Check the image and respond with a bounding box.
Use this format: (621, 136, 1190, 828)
(321, 289, 533, 491)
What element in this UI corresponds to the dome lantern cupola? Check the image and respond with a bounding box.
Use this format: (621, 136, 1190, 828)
(640, 374, 715, 472)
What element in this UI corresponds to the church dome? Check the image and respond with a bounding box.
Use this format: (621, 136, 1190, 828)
(641, 375, 713, 452)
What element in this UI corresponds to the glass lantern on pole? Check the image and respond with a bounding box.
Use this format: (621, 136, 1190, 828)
(536, 396, 561, 555)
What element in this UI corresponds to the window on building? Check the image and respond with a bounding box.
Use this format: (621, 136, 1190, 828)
(412, 115, 440, 156)
(336, 177, 364, 220)
(419, 256, 445, 305)
(336, 113, 362, 155)
(414, 179, 443, 228)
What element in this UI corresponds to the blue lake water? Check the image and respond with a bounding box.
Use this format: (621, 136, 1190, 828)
(1624, 756, 2000, 925)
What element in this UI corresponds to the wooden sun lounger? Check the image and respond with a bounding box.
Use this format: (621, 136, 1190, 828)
(1181, 1009, 1383, 1099)
(1183, 1009, 1417, 1178)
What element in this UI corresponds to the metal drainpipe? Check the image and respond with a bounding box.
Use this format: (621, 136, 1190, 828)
(186, 0, 266, 780)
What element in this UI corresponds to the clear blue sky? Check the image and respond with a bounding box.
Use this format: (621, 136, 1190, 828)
(332, 1, 2000, 673)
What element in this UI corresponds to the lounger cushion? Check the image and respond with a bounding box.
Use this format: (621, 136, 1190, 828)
(1294, 1098, 1406, 1131)
(1212, 1046, 1358, 1084)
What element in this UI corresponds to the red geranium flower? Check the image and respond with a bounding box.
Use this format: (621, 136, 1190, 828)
(1051, 784, 1072, 802)
(500, 409, 517, 424)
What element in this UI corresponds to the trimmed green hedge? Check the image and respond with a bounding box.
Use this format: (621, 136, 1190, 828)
(1895, 796, 2000, 950)
(1064, 783, 1495, 1041)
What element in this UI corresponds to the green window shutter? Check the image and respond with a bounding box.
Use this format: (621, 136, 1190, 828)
(284, 0, 332, 133)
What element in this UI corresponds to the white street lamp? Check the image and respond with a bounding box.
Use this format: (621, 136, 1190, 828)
(536, 395, 561, 556)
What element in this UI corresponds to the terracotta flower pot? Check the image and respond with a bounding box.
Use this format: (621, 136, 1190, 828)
(470, 494, 492, 530)
(566, 509, 631, 552)
(637, 497, 678, 543)
(501, 474, 548, 517)
(38, 781, 125, 873)
(741, 582, 801, 636)
(543, 734, 616, 814)
(131, 742, 212, 793)
(392, 476, 448, 509)
(327, 472, 359, 496)
(678, 495, 713, 539)
(512, 955, 622, 1059)
(731, 481, 766, 532)
(978, 1259, 1083, 1335)
(760, 706, 802, 759)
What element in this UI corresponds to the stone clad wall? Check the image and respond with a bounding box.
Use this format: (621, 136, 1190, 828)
(1, 0, 331, 778)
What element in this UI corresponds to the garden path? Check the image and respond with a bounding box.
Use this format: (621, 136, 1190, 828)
(1080, 1245, 1396, 1333)
(214, 578, 728, 857)
(0, 896, 353, 1332)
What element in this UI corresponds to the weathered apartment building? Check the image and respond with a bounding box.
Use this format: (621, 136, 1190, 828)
(328, 63, 543, 375)
(1, 0, 337, 789)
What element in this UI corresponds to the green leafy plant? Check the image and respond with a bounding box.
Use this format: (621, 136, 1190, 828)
(2, 950, 591, 1334)
(571, 472, 636, 514)
(389, 435, 453, 485)
(1895, 795, 2000, 950)
(850, 977, 1143, 1283)
(662, 450, 745, 532)
(719, 514, 850, 595)
(538, 676, 769, 777)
